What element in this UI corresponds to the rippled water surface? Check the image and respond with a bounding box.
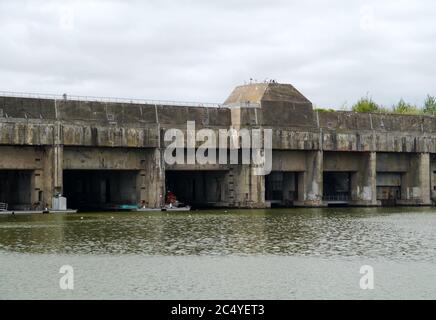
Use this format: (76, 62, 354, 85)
(1, 207, 436, 299)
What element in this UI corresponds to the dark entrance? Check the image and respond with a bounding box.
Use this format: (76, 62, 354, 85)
(0, 170, 32, 210)
(63, 170, 138, 211)
(323, 172, 351, 204)
(265, 171, 298, 207)
(165, 170, 227, 208)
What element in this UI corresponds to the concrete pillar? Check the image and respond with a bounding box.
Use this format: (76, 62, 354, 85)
(54, 122, 63, 195)
(431, 155, 436, 204)
(39, 122, 64, 209)
(39, 137, 64, 209)
(230, 164, 266, 208)
(40, 146, 55, 208)
(416, 152, 431, 205)
(53, 145, 63, 195)
(294, 150, 324, 207)
(350, 152, 379, 206)
(137, 169, 147, 206)
(30, 169, 44, 210)
(137, 148, 165, 208)
(398, 153, 432, 206)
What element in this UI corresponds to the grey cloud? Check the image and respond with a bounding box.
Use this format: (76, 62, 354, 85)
(0, 0, 435, 106)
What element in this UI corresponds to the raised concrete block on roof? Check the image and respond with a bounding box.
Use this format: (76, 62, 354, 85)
(224, 82, 317, 128)
(224, 82, 311, 105)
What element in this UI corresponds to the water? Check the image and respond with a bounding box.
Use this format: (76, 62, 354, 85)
(1, 207, 436, 299)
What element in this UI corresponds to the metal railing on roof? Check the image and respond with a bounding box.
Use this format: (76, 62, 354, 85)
(225, 101, 261, 108)
(0, 90, 223, 108)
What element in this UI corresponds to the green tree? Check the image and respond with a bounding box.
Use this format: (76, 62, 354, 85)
(423, 95, 436, 115)
(392, 98, 420, 114)
(351, 95, 380, 113)
(314, 107, 335, 112)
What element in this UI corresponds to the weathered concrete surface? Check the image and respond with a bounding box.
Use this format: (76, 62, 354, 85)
(62, 123, 159, 148)
(0, 120, 55, 145)
(397, 153, 432, 205)
(323, 151, 377, 205)
(0, 145, 57, 210)
(431, 155, 436, 203)
(293, 151, 324, 207)
(350, 152, 378, 206)
(271, 151, 307, 172)
(138, 148, 165, 208)
(1, 82, 435, 208)
(63, 147, 155, 170)
(319, 112, 436, 153)
(224, 83, 311, 105)
(230, 164, 266, 208)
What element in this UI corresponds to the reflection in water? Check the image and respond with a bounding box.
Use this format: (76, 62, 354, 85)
(1, 207, 436, 299)
(1, 207, 436, 261)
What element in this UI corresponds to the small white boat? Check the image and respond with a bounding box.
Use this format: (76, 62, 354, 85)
(133, 208, 162, 212)
(0, 210, 44, 215)
(46, 209, 78, 214)
(162, 205, 191, 212)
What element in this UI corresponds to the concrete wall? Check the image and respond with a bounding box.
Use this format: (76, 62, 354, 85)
(63, 147, 164, 208)
(0, 145, 56, 209)
(431, 155, 436, 203)
(63, 147, 154, 170)
(1, 82, 435, 209)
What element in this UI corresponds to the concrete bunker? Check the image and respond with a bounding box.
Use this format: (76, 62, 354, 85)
(1, 83, 435, 210)
(165, 170, 228, 208)
(0, 170, 34, 210)
(63, 170, 139, 211)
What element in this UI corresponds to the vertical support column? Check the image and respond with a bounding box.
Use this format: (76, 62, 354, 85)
(138, 148, 165, 208)
(30, 169, 44, 209)
(228, 106, 266, 208)
(227, 167, 235, 206)
(250, 164, 266, 208)
(53, 145, 63, 195)
(230, 164, 266, 208)
(294, 150, 324, 207)
(41, 122, 63, 210)
(350, 152, 379, 206)
(398, 153, 431, 205)
(42, 147, 55, 209)
(417, 153, 431, 205)
(419, 153, 431, 205)
(431, 155, 436, 204)
(137, 169, 147, 207)
(54, 122, 63, 195)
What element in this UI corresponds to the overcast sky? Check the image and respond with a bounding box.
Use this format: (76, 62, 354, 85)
(1, 0, 435, 108)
